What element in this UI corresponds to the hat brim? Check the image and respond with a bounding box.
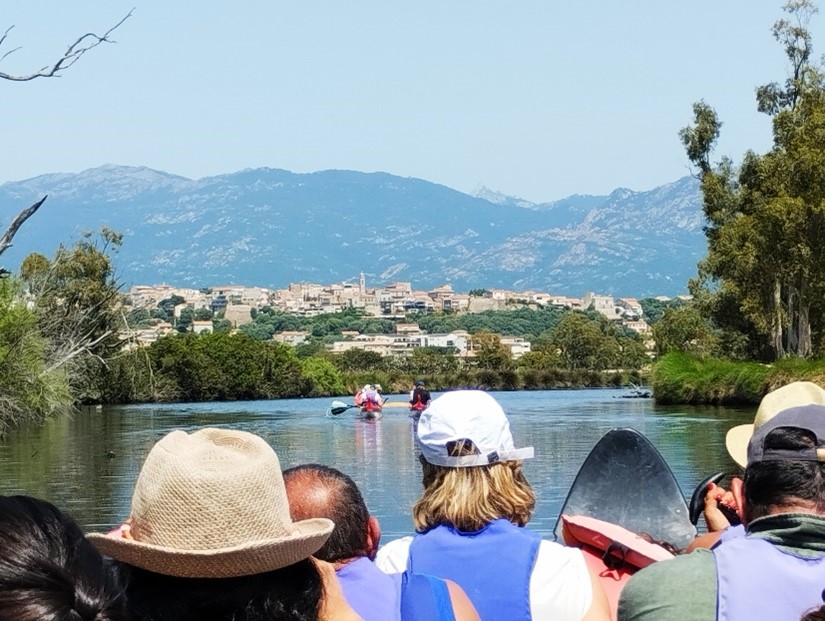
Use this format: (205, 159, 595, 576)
(88, 517, 333, 579)
(725, 423, 754, 468)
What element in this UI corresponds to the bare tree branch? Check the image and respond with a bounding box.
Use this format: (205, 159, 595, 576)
(0, 195, 47, 256)
(44, 330, 113, 374)
(0, 9, 133, 82)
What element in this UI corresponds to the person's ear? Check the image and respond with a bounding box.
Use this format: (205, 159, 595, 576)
(730, 476, 747, 525)
(365, 515, 381, 560)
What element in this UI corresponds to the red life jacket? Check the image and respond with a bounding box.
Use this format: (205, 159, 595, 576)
(561, 514, 674, 619)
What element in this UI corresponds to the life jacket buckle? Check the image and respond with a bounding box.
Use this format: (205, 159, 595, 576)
(602, 540, 629, 571)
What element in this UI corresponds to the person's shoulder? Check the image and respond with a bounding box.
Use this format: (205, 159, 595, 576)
(375, 536, 413, 573)
(533, 539, 590, 581)
(618, 550, 716, 621)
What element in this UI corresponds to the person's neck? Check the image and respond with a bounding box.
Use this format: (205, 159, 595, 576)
(332, 556, 366, 571)
(750, 500, 823, 524)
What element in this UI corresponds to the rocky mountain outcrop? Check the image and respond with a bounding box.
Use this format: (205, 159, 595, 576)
(0, 166, 704, 296)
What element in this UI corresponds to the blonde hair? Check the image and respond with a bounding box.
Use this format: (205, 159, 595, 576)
(413, 456, 536, 532)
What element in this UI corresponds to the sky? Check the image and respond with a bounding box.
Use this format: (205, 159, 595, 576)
(1, 2, 821, 203)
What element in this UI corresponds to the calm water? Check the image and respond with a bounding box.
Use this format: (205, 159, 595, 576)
(0, 389, 753, 540)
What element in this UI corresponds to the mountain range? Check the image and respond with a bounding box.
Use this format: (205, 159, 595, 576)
(0, 165, 706, 297)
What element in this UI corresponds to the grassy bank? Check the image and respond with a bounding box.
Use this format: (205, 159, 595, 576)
(653, 352, 825, 405)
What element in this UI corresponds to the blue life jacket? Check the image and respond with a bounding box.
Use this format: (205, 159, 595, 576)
(401, 572, 456, 621)
(408, 518, 541, 621)
(337, 557, 455, 621)
(713, 532, 825, 620)
(337, 557, 400, 621)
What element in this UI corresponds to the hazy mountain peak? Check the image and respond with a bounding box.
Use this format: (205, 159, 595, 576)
(471, 185, 536, 209)
(0, 167, 704, 297)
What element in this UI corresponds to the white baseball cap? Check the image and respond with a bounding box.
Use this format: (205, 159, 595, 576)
(417, 390, 534, 467)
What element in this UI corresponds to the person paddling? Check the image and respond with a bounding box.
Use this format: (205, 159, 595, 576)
(408, 380, 431, 415)
(619, 381, 825, 621)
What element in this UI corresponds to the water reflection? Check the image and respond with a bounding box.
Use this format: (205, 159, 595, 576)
(0, 389, 754, 539)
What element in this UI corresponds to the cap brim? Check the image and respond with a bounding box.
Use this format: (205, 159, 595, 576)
(422, 446, 534, 467)
(725, 423, 754, 468)
(88, 517, 333, 579)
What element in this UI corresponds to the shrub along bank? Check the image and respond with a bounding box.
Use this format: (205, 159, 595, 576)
(652, 352, 825, 405)
(99, 332, 648, 404)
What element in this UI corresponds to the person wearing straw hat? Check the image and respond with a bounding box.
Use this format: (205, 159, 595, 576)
(284, 463, 480, 621)
(88, 427, 361, 621)
(618, 381, 825, 621)
(375, 390, 610, 621)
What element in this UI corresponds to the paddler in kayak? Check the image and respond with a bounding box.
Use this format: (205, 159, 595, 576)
(359, 384, 384, 412)
(408, 380, 431, 416)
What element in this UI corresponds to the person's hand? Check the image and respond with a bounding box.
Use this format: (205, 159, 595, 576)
(704, 481, 740, 531)
(313, 558, 363, 621)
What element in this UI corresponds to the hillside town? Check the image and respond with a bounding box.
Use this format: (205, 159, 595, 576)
(126, 273, 691, 359)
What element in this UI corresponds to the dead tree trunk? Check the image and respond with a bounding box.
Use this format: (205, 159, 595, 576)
(0, 196, 47, 257)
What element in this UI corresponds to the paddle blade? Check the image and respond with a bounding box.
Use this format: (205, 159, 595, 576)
(328, 400, 354, 416)
(554, 428, 697, 550)
(688, 472, 726, 526)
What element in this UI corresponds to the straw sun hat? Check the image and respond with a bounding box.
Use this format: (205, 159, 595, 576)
(725, 381, 825, 468)
(88, 428, 333, 579)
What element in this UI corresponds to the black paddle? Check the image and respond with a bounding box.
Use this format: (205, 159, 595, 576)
(688, 472, 740, 526)
(328, 400, 360, 416)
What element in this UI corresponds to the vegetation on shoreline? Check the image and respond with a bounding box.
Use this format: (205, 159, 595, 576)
(653, 352, 825, 405)
(98, 325, 649, 405)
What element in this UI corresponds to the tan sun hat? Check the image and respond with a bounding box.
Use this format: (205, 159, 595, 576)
(88, 427, 333, 579)
(725, 381, 825, 467)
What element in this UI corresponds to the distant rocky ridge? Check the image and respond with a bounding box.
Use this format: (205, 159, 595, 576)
(0, 165, 705, 296)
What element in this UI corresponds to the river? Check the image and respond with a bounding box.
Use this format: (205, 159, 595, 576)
(0, 388, 753, 540)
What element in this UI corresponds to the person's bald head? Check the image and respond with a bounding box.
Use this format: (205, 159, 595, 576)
(283, 464, 378, 562)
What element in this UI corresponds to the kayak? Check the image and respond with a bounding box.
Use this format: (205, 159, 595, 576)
(359, 400, 383, 419)
(555, 428, 696, 619)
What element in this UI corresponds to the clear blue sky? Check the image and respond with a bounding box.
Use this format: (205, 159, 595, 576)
(2, 2, 819, 203)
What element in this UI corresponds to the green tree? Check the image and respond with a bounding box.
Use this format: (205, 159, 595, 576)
(21, 229, 125, 402)
(194, 308, 213, 321)
(639, 297, 685, 324)
(213, 318, 233, 334)
(333, 349, 383, 371)
(652, 307, 717, 357)
(408, 346, 460, 375)
(681, 1, 825, 360)
(176, 307, 195, 333)
(157, 295, 185, 323)
(300, 357, 345, 396)
(471, 332, 513, 371)
(0, 279, 71, 432)
(550, 313, 618, 371)
(126, 308, 152, 328)
(616, 336, 650, 370)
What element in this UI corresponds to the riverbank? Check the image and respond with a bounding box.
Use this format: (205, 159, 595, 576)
(652, 352, 825, 405)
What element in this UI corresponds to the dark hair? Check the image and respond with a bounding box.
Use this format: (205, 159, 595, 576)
(0, 495, 128, 621)
(744, 427, 825, 521)
(122, 558, 322, 621)
(283, 464, 370, 562)
(802, 605, 825, 621)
